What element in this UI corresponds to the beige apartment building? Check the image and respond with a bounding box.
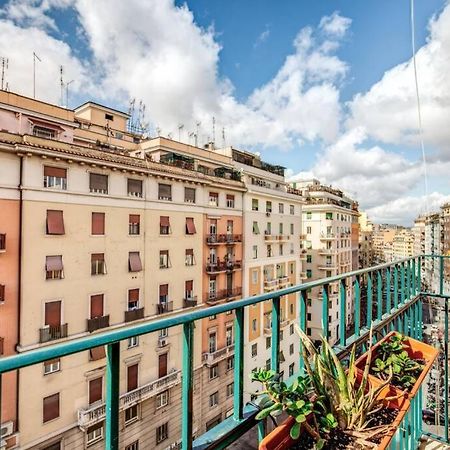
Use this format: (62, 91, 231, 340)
(358, 212, 374, 269)
(392, 229, 414, 260)
(372, 226, 396, 263)
(291, 180, 359, 345)
(0, 91, 247, 449)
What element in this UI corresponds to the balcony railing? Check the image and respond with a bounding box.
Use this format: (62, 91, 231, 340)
(124, 307, 144, 322)
(205, 287, 242, 304)
(202, 344, 235, 366)
(156, 301, 174, 315)
(320, 232, 335, 240)
(183, 296, 198, 308)
(205, 260, 242, 273)
(77, 370, 182, 428)
(206, 234, 242, 245)
(87, 315, 110, 332)
(1, 255, 448, 450)
(39, 323, 68, 343)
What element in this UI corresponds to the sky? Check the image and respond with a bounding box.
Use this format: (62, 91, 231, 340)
(0, 0, 449, 225)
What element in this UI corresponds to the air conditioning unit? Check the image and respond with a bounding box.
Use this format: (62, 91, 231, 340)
(0, 421, 13, 438)
(158, 338, 168, 348)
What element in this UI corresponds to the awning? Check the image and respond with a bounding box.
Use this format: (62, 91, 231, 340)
(46, 255, 63, 271)
(128, 289, 139, 302)
(129, 252, 142, 272)
(159, 284, 168, 296)
(44, 166, 66, 178)
(28, 118, 65, 132)
(47, 210, 65, 235)
(160, 216, 170, 227)
(186, 217, 196, 234)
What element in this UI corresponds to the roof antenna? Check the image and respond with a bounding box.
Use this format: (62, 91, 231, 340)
(65, 80, 73, 109)
(178, 124, 184, 142)
(0, 56, 9, 91)
(59, 65, 64, 107)
(33, 52, 41, 98)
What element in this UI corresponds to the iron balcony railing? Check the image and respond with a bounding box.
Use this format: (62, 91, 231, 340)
(1, 255, 449, 450)
(124, 307, 144, 322)
(157, 301, 174, 315)
(183, 296, 198, 308)
(205, 287, 242, 304)
(205, 234, 242, 244)
(39, 323, 68, 343)
(205, 260, 242, 273)
(202, 344, 235, 366)
(87, 315, 110, 332)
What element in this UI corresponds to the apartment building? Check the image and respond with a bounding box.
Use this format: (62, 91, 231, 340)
(358, 212, 374, 269)
(372, 226, 396, 263)
(412, 216, 426, 257)
(441, 204, 450, 282)
(392, 229, 414, 260)
(291, 180, 359, 345)
(0, 91, 246, 449)
(424, 213, 442, 294)
(215, 147, 304, 399)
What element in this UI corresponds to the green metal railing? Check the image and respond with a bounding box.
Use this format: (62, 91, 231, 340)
(0, 255, 448, 449)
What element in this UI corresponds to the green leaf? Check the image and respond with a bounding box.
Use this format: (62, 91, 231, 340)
(290, 422, 301, 440)
(296, 413, 306, 423)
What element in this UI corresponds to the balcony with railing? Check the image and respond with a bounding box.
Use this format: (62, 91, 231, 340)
(39, 323, 68, 343)
(317, 261, 337, 270)
(205, 287, 242, 304)
(87, 315, 110, 332)
(1, 255, 449, 450)
(124, 307, 144, 322)
(206, 234, 243, 245)
(183, 296, 198, 308)
(205, 260, 242, 274)
(156, 301, 174, 315)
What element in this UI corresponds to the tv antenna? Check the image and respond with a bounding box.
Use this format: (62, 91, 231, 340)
(59, 65, 64, 106)
(33, 52, 41, 98)
(178, 124, 184, 141)
(0, 56, 9, 91)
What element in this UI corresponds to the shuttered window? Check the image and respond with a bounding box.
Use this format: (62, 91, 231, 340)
(89, 346, 106, 361)
(90, 294, 104, 319)
(44, 166, 66, 178)
(127, 179, 143, 197)
(45, 301, 61, 327)
(158, 183, 172, 200)
(127, 364, 138, 392)
(185, 218, 196, 235)
(159, 284, 168, 304)
(45, 255, 63, 279)
(158, 353, 168, 378)
(184, 187, 196, 203)
(185, 280, 193, 298)
(0, 284, 5, 302)
(91, 253, 106, 275)
(129, 215, 140, 235)
(43, 393, 60, 422)
(91, 213, 105, 235)
(128, 289, 139, 309)
(44, 166, 67, 190)
(160, 216, 170, 235)
(129, 252, 142, 272)
(46, 210, 65, 235)
(89, 173, 108, 194)
(89, 377, 103, 405)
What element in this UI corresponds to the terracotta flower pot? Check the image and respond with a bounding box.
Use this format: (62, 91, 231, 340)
(355, 331, 439, 398)
(259, 416, 298, 450)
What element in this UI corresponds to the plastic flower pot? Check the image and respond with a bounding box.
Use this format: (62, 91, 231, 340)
(355, 331, 439, 398)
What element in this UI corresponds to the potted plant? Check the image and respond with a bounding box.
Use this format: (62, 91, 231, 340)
(355, 331, 439, 398)
(252, 328, 410, 450)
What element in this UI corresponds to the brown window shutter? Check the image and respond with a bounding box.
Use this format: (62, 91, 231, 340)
(90, 346, 106, 361)
(185, 187, 196, 202)
(46, 210, 65, 235)
(160, 216, 170, 227)
(43, 393, 60, 422)
(90, 294, 104, 318)
(45, 301, 61, 327)
(89, 377, 103, 404)
(158, 184, 171, 198)
(92, 213, 105, 235)
(46, 255, 63, 271)
(185, 280, 193, 291)
(226, 194, 234, 200)
(128, 179, 142, 194)
(186, 218, 196, 234)
(129, 252, 142, 272)
(159, 284, 168, 297)
(158, 353, 168, 378)
(186, 249, 193, 256)
(127, 364, 138, 392)
(44, 166, 66, 178)
(90, 173, 108, 191)
(0, 337, 4, 355)
(129, 214, 140, 224)
(0, 284, 5, 302)
(92, 253, 104, 262)
(128, 289, 139, 302)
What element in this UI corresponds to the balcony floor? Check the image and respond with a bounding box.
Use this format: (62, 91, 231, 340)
(421, 438, 450, 449)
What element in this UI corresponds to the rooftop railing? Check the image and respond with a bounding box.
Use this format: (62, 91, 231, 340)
(0, 255, 449, 450)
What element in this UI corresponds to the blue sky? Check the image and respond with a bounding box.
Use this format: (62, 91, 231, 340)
(0, 0, 449, 224)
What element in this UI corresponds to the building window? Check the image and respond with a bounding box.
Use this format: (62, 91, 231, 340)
(129, 252, 143, 272)
(87, 423, 103, 446)
(267, 245, 272, 257)
(210, 391, 219, 408)
(159, 284, 169, 305)
(226, 326, 233, 346)
(156, 422, 169, 444)
(267, 222, 272, 234)
(266, 337, 271, 349)
(105, 113, 114, 121)
(326, 212, 333, 220)
(185, 249, 195, 266)
(158, 183, 172, 201)
(42, 442, 62, 450)
(89, 377, 103, 405)
(185, 187, 196, 203)
(127, 364, 139, 392)
(289, 363, 295, 377)
(43, 393, 60, 423)
(159, 216, 171, 235)
(279, 223, 284, 235)
(306, 212, 312, 220)
(266, 201, 272, 213)
(125, 405, 139, 424)
(159, 250, 170, 269)
(226, 383, 234, 397)
(289, 343, 294, 355)
(290, 205, 294, 215)
(306, 269, 312, 279)
(290, 323, 294, 335)
(279, 203, 284, 214)
(91, 253, 106, 275)
(125, 441, 139, 450)
(46, 210, 65, 235)
(226, 194, 235, 208)
(44, 359, 60, 375)
(306, 226, 312, 234)
(92, 212, 105, 235)
(252, 245, 258, 259)
(306, 241, 312, 249)
(252, 198, 259, 211)
(128, 289, 139, 310)
(279, 244, 283, 256)
(226, 356, 234, 371)
(156, 390, 169, 409)
(265, 359, 271, 371)
(209, 364, 218, 380)
(127, 179, 143, 197)
(44, 166, 67, 190)
(129, 214, 140, 235)
(252, 319, 257, 331)
(128, 336, 139, 348)
(252, 269, 258, 284)
(89, 173, 108, 194)
(209, 192, 219, 206)
(290, 223, 294, 235)
(186, 217, 196, 235)
(252, 221, 260, 234)
(251, 343, 257, 357)
(45, 255, 64, 279)
(307, 255, 312, 263)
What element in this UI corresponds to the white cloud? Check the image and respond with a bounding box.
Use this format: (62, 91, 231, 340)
(254, 26, 270, 48)
(319, 11, 352, 38)
(348, 4, 450, 154)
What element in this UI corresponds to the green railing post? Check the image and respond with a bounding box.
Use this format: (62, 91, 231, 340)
(182, 322, 194, 450)
(271, 297, 280, 373)
(322, 284, 329, 341)
(105, 342, 120, 450)
(366, 272, 373, 328)
(401, 262, 406, 305)
(417, 256, 422, 294)
(339, 279, 347, 346)
(377, 270, 383, 321)
(440, 256, 444, 296)
(412, 258, 416, 295)
(386, 267, 391, 314)
(354, 276, 361, 337)
(299, 290, 307, 373)
(233, 308, 244, 421)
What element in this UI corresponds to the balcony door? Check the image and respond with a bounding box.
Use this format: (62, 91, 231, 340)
(45, 301, 61, 327)
(209, 220, 217, 235)
(159, 353, 168, 378)
(209, 332, 217, 353)
(226, 273, 233, 292)
(209, 248, 217, 264)
(90, 294, 104, 319)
